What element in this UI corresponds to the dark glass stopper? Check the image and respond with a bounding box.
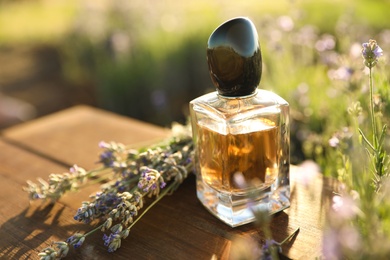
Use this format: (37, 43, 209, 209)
(207, 17, 262, 97)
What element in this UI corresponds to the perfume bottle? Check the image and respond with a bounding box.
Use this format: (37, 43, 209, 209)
(189, 17, 290, 227)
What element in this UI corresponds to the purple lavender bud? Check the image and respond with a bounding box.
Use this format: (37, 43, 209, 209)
(74, 237, 85, 248)
(103, 234, 113, 246)
(99, 141, 109, 148)
(362, 39, 383, 68)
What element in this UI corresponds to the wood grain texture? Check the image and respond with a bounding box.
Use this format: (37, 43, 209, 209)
(0, 105, 334, 259)
(2, 105, 170, 169)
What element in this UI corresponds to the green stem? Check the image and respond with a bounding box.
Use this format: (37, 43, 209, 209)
(78, 168, 114, 188)
(278, 227, 300, 245)
(369, 67, 378, 148)
(86, 167, 107, 176)
(358, 129, 375, 152)
(127, 181, 177, 230)
(84, 223, 105, 237)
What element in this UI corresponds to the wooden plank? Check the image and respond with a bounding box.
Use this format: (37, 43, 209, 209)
(1, 105, 170, 169)
(0, 139, 229, 260)
(0, 106, 333, 259)
(0, 140, 79, 259)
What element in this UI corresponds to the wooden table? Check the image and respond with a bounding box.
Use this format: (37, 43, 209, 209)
(0, 105, 335, 259)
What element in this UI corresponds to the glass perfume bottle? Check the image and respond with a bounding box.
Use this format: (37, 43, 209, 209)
(189, 17, 290, 227)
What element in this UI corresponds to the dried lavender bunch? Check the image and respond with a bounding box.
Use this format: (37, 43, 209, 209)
(25, 123, 194, 259)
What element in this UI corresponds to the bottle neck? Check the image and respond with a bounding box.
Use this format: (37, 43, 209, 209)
(217, 89, 258, 100)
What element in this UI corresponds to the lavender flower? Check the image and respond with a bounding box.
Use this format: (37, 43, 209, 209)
(362, 39, 383, 68)
(73, 201, 99, 223)
(66, 233, 85, 249)
(331, 191, 361, 220)
(101, 217, 113, 232)
(261, 239, 281, 260)
(102, 224, 132, 252)
(323, 224, 362, 259)
(92, 191, 123, 216)
(24, 165, 88, 203)
(99, 150, 115, 167)
(297, 160, 320, 188)
(38, 242, 70, 259)
(53, 242, 70, 258)
(328, 127, 353, 152)
(347, 101, 363, 117)
(328, 136, 340, 148)
(38, 247, 57, 260)
(98, 141, 126, 168)
(138, 167, 165, 194)
(103, 233, 122, 252)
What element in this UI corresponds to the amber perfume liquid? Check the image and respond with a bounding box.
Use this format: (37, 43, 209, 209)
(190, 90, 290, 227)
(198, 120, 278, 194)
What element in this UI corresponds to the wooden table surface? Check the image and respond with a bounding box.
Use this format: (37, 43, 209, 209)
(0, 105, 335, 259)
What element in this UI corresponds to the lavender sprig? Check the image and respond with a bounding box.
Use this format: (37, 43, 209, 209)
(323, 39, 389, 259)
(25, 123, 194, 259)
(359, 39, 388, 190)
(24, 165, 103, 202)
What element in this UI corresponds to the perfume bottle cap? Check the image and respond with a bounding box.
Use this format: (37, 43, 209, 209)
(207, 17, 262, 97)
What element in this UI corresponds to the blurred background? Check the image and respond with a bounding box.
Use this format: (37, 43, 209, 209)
(0, 0, 389, 168)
